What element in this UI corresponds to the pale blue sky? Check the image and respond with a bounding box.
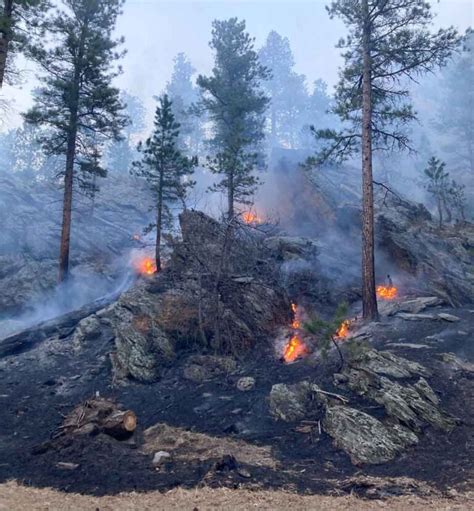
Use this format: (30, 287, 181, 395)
(2, 0, 472, 130)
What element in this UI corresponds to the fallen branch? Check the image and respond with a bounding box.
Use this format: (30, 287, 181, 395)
(313, 389, 350, 404)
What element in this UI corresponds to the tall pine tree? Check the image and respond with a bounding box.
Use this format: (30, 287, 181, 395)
(25, 0, 127, 283)
(197, 18, 269, 220)
(308, 0, 459, 320)
(106, 91, 146, 174)
(259, 30, 309, 149)
(133, 94, 196, 272)
(165, 53, 202, 155)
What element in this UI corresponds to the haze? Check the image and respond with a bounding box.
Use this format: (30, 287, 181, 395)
(1, 0, 472, 130)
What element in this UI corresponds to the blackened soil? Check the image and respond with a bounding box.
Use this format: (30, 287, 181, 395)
(0, 304, 473, 497)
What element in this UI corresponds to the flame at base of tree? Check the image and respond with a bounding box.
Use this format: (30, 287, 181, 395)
(376, 285, 398, 300)
(134, 256, 157, 276)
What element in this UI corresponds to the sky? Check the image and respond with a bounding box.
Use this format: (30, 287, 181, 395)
(1, 0, 472, 131)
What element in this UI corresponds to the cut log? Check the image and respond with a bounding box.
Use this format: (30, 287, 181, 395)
(56, 397, 137, 441)
(102, 410, 137, 439)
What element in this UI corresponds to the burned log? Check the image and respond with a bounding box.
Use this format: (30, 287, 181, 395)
(57, 397, 137, 440)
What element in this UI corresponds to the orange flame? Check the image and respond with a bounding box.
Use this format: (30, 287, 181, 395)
(135, 257, 157, 276)
(376, 285, 398, 300)
(291, 302, 300, 329)
(283, 334, 308, 363)
(335, 319, 351, 339)
(242, 211, 262, 225)
(282, 303, 308, 363)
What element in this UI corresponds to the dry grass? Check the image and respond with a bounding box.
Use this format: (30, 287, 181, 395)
(142, 422, 278, 468)
(0, 481, 473, 511)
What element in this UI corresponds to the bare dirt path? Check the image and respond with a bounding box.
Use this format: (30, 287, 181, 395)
(0, 482, 472, 511)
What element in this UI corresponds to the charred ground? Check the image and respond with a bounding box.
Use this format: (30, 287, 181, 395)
(0, 289, 472, 498)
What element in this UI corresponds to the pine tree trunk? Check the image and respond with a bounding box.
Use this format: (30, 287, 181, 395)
(0, 0, 13, 88)
(155, 169, 164, 272)
(58, 127, 77, 283)
(58, 21, 87, 283)
(443, 196, 452, 223)
(361, 0, 378, 321)
(437, 197, 443, 228)
(271, 103, 276, 147)
(227, 170, 234, 221)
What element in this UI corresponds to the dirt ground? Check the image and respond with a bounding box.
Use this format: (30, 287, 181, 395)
(0, 482, 473, 511)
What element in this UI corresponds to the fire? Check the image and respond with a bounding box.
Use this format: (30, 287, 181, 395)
(282, 302, 308, 363)
(335, 319, 351, 339)
(291, 302, 300, 329)
(376, 285, 398, 300)
(135, 256, 157, 276)
(283, 334, 308, 363)
(241, 210, 262, 225)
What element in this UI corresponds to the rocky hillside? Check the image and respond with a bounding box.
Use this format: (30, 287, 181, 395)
(0, 173, 153, 315)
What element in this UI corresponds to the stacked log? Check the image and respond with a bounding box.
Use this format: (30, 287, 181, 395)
(57, 397, 137, 440)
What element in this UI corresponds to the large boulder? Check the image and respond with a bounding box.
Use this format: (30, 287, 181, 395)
(269, 381, 327, 422)
(102, 210, 292, 382)
(100, 282, 176, 382)
(323, 405, 418, 465)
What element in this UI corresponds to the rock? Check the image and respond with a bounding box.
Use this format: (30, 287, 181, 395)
(439, 353, 474, 373)
(380, 296, 443, 317)
(236, 377, 255, 391)
(237, 468, 252, 478)
(413, 377, 440, 406)
(72, 315, 102, 345)
(323, 405, 418, 465)
(264, 236, 319, 262)
(269, 381, 327, 422)
(349, 348, 431, 379)
(56, 462, 79, 471)
(386, 343, 432, 349)
(114, 323, 175, 383)
(396, 313, 437, 321)
(166, 210, 291, 353)
(183, 364, 209, 383)
(342, 369, 455, 432)
(183, 355, 237, 383)
(152, 451, 171, 466)
(437, 313, 461, 322)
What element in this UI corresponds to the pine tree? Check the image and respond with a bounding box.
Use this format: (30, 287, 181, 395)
(424, 157, 450, 228)
(0, 0, 49, 87)
(259, 30, 309, 149)
(307, 0, 459, 321)
(436, 29, 474, 179)
(197, 18, 269, 220)
(106, 91, 146, 174)
(133, 94, 197, 272)
(24, 0, 128, 283)
(165, 53, 202, 154)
